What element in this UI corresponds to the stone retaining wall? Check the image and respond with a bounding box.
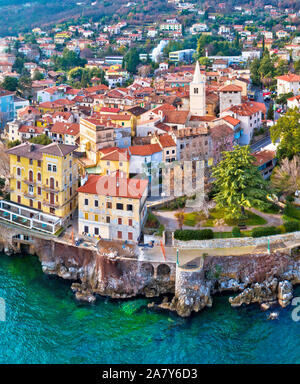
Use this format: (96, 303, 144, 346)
(173, 231, 300, 249)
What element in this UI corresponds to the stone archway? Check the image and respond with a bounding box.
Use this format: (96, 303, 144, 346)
(157, 264, 171, 277)
(140, 263, 154, 277)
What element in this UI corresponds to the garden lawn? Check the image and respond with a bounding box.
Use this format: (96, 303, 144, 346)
(182, 212, 206, 227)
(203, 207, 267, 227)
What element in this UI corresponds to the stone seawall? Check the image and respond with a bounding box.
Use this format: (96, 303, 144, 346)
(173, 231, 300, 249)
(0, 221, 300, 317)
(0, 223, 176, 303)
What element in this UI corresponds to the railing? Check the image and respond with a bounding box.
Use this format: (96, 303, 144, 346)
(42, 185, 60, 193)
(0, 200, 62, 234)
(42, 200, 61, 209)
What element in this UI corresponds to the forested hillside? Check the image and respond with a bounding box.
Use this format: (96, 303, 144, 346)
(0, 0, 121, 36)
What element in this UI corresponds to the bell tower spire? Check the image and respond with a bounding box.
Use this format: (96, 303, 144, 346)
(189, 60, 206, 116)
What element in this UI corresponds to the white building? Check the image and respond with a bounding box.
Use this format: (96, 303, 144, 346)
(221, 101, 266, 145)
(276, 74, 300, 96)
(219, 84, 242, 113)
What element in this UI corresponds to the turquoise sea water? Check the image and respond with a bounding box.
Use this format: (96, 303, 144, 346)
(0, 252, 300, 364)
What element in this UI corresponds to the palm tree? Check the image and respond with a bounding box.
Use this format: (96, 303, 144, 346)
(271, 156, 300, 196)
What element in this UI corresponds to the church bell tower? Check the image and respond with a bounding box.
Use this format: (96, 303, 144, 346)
(189, 60, 206, 116)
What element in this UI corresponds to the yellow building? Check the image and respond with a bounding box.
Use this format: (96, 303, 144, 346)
(77, 171, 148, 242)
(79, 117, 116, 164)
(98, 147, 130, 177)
(7, 142, 79, 220)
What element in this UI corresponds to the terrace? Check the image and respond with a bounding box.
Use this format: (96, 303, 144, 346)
(0, 200, 62, 235)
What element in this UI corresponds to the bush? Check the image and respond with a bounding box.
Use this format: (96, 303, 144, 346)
(284, 204, 300, 221)
(283, 221, 300, 233)
(251, 226, 281, 238)
(286, 195, 295, 203)
(232, 226, 241, 237)
(174, 229, 214, 241)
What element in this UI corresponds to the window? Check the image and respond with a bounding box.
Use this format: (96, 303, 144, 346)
(38, 201, 41, 210)
(38, 160, 41, 167)
(106, 216, 110, 223)
(94, 200, 98, 207)
(48, 164, 51, 172)
(17, 195, 21, 204)
(84, 198, 89, 206)
(117, 231, 122, 239)
(30, 199, 33, 208)
(84, 213, 89, 220)
(84, 226, 89, 234)
(127, 204, 133, 211)
(37, 187, 41, 195)
(37, 172, 41, 182)
(116, 203, 123, 210)
(106, 202, 112, 209)
(53, 165, 57, 172)
(29, 185, 34, 194)
(94, 215, 98, 222)
(94, 228, 99, 235)
(118, 218, 122, 225)
(29, 159, 33, 165)
(194, 88, 198, 94)
(128, 232, 133, 241)
(17, 167, 21, 176)
(70, 160, 72, 168)
(128, 219, 133, 226)
(17, 156, 20, 162)
(17, 181, 21, 190)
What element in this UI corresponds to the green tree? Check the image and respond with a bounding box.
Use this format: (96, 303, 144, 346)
(295, 59, 300, 74)
(12, 56, 25, 74)
(212, 146, 269, 219)
(258, 51, 275, 87)
(7, 140, 21, 148)
(29, 135, 52, 145)
(250, 58, 261, 86)
(198, 57, 211, 69)
(53, 48, 87, 72)
(267, 102, 274, 120)
(33, 71, 44, 81)
(123, 48, 140, 74)
(1, 77, 18, 92)
(270, 108, 300, 160)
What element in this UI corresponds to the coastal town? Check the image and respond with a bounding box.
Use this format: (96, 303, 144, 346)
(0, 0, 298, 317)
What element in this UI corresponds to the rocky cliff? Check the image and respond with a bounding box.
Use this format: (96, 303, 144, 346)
(164, 249, 300, 317)
(34, 239, 175, 303)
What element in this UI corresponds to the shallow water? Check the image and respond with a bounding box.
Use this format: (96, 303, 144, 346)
(0, 252, 299, 364)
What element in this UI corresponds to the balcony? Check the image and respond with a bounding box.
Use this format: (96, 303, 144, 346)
(43, 185, 60, 193)
(43, 200, 61, 209)
(23, 179, 36, 186)
(24, 192, 36, 199)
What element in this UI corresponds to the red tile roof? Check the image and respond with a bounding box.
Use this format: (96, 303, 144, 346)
(219, 84, 242, 92)
(157, 134, 176, 148)
(99, 147, 130, 161)
(129, 144, 162, 156)
(252, 150, 276, 166)
(77, 172, 148, 199)
(276, 74, 300, 82)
